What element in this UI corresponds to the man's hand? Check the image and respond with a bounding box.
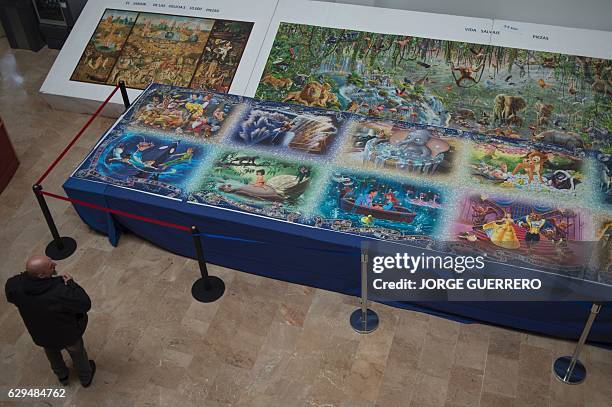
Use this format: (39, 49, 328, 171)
(59, 273, 73, 285)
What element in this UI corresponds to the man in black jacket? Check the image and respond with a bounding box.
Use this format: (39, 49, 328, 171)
(5, 255, 96, 387)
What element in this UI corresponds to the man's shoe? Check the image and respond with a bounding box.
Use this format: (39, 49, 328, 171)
(81, 360, 96, 388)
(59, 376, 69, 386)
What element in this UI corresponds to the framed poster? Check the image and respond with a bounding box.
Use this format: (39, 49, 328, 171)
(245, 0, 494, 99)
(245, 0, 611, 151)
(39, 0, 278, 116)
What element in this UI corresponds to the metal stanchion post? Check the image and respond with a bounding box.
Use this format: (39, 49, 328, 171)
(553, 302, 602, 385)
(32, 184, 77, 260)
(350, 251, 379, 334)
(190, 226, 225, 303)
(118, 81, 130, 110)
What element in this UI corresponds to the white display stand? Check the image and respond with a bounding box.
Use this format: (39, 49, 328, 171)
(40, 0, 611, 116)
(39, 0, 279, 116)
(490, 19, 611, 59)
(244, 0, 494, 96)
(244, 0, 612, 96)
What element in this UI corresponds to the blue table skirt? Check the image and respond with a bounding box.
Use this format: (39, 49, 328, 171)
(64, 177, 612, 346)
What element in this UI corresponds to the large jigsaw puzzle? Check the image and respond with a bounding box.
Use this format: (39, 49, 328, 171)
(254, 23, 612, 154)
(72, 83, 611, 274)
(70, 9, 253, 92)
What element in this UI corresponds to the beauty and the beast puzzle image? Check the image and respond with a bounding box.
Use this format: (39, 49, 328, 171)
(452, 193, 591, 270)
(73, 83, 611, 256)
(70, 9, 253, 91)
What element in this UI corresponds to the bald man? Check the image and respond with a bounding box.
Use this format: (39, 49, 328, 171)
(5, 255, 95, 387)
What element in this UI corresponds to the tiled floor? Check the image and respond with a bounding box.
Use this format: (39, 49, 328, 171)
(0, 38, 611, 407)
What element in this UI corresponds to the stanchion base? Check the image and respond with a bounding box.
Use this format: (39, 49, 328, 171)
(191, 276, 225, 303)
(350, 308, 379, 334)
(553, 356, 587, 385)
(45, 237, 77, 260)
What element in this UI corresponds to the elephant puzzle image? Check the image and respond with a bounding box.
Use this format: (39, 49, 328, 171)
(255, 23, 612, 152)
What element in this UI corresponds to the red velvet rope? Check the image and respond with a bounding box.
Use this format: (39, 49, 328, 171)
(35, 85, 120, 185)
(34, 85, 191, 233)
(41, 190, 191, 232)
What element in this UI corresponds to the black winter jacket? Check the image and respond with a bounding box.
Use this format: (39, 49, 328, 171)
(5, 273, 91, 349)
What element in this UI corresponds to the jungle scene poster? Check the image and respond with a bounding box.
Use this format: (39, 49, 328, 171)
(70, 9, 253, 91)
(188, 150, 320, 222)
(254, 23, 612, 153)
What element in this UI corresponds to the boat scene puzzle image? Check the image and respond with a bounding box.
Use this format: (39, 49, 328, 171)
(73, 130, 208, 199)
(315, 170, 443, 241)
(229, 102, 348, 156)
(127, 85, 245, 140)
(338, 118, 457, 177)
(188, 150, 319, 221)
(70, 9, 253, 90)
(451, 193, 592, 269)
(255, 23, 612, 152)
(468, 140, 586, 198)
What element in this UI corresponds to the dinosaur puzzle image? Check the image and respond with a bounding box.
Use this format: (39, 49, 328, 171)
(70, 9, 253, 91)
(255, 23, 612, 152)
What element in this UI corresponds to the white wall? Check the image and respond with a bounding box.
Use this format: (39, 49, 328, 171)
(321, 0, 612, 31)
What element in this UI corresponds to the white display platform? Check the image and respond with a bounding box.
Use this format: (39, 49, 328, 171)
(244, 0, 612, 96)
(39, 0, 279, 116)
(489, 19, 611, 59)
(244, 0, 495, 96)
(40, 0, 611, 117)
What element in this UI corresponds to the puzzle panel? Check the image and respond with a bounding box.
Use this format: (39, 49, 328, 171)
(70, 9, 253, 91)
(72, 84, 611, 247)
(255, 23, 612, 152)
